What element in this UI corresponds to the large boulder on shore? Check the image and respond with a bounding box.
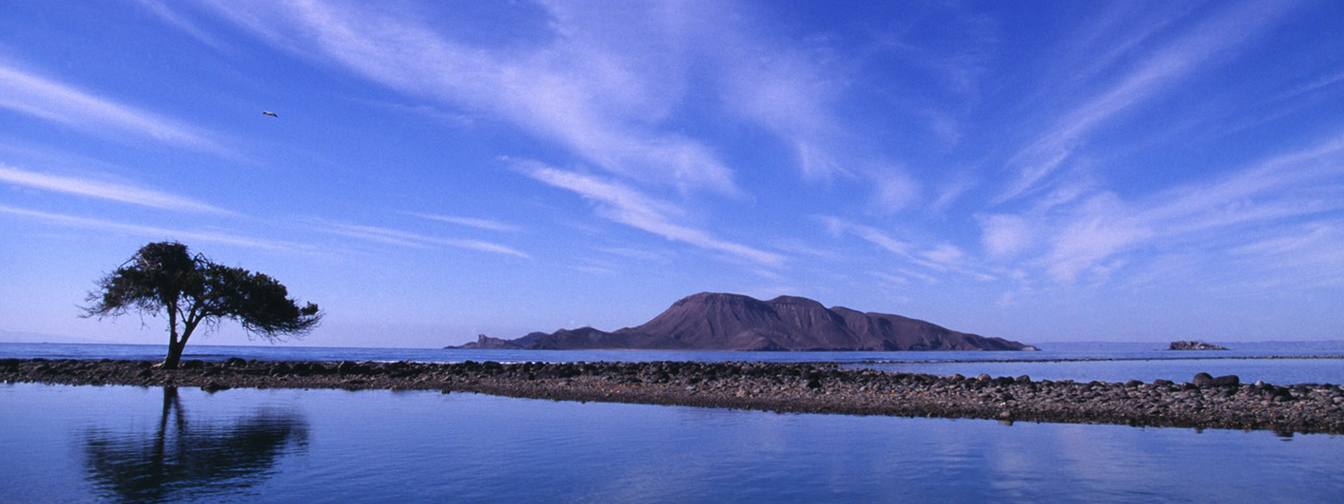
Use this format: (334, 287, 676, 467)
(1192, 372, 1240, 387)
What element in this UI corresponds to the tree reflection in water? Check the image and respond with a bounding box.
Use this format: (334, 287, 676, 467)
(82, 387, 308, 503)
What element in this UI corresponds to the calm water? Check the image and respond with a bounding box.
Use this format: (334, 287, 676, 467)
(3, 342, 1344, 502)
(2, 383, 1342, 504)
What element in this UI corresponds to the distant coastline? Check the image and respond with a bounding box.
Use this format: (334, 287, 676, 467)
(0, 330, 103, 345)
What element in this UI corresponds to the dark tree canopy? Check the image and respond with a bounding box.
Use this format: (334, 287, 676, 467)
(84, 242, 320, 368)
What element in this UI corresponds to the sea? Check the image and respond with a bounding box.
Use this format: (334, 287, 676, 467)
(2, 341, 1343, 503)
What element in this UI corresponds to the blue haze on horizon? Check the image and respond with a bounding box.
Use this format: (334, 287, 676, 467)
(2, 1, 1343, 348)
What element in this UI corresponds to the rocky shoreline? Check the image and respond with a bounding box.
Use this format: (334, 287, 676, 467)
(4, 358, 1343, 435)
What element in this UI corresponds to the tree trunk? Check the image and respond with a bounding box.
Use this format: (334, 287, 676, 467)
(164, 300, 181, 369)
(163, 341, 184, 369)
(164, 315, 201, 370)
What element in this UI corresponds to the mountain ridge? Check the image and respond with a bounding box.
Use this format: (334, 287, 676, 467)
(453, 292, 1034, 351)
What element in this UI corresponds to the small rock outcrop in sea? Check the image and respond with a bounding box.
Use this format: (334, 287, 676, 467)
(455, 292, 1032, 351)
(1169, 341, 1230, 351)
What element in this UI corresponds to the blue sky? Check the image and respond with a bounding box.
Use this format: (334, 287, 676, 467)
(2, 0, 1343, 348)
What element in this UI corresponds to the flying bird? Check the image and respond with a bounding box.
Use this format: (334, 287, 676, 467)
(262, 111, 278, 118)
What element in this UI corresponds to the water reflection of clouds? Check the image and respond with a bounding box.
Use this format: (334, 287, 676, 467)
(969, 421, 1324, 502)
(567, 407, 1004, 501)
(549, 403, 1013, 502)
(985, 423, 1160, 500)
(81, 387, 308, 504)
(10, 386, 1332, 502)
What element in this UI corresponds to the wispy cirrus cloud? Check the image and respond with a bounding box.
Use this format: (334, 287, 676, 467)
(1227, 223, 1344, 290)
(818, 216, 910, 256)
(1040, 194, 1153, 283)
(999, 0, 1301, 203)
(0, 205, 292, 251)
(821, 216, 996, 282)
(1148, 133, 1344, 234)
(132, 0, 227, 49)
(517, 159, 784, 266)
(977, 214, 1033, 259)
(988, 130, 1344, 284)
(0, 63, 224, 153)
(191, 0, 742, 195)
(404, 212, 523, 233)
(1276, 69, 1344, 101)
(866, 167, 922, 214)
(0, 164, 230, 214)
(178, 0, 956, 273)
(187, 0, 916, 203)
(721, 51, 849, 181)
(312, 219, 531, 259)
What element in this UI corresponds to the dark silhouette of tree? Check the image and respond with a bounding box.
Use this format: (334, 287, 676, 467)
(83, 387, 309, 503)
(83, 242, 321, 368)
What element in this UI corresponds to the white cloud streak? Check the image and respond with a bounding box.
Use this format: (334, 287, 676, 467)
(0, 63, 223, 152)
(991, 130, 1344, 283)
(520, 160, 784, 266)
(404, 212, 523, 233)
(314, 220, 531, 259)
(999, 0, 1300, 202)
(1042, 194, 1154, 283)
(867, 167, 921, 214)
(132, 0, 227, 49)
(193, 0, 742, 195)
(186, 0, 910, 209)
(978, 214, 1032, 259)
(722, 52, 849, 181)
(821, 216, 997, 282)
(1228, 224, 1344, 290)
(0, 164, 230, 214)
(1277, 69, 1344, 101)
(0, 205, 291, 251)
(819, 216, 911, 256)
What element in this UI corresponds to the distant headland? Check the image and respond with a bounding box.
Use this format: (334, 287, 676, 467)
(452, 292, 1036, 351)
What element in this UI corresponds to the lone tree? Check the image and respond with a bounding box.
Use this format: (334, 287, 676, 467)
(83, 241, 321, 369)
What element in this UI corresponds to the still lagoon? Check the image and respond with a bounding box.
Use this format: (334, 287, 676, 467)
(2, 342, 1343, 502)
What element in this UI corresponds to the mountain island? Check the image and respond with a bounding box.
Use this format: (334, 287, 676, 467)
(454, 292, 1034, 351)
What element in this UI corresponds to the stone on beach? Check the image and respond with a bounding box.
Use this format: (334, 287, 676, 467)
(1192, 372, 1240, 387)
